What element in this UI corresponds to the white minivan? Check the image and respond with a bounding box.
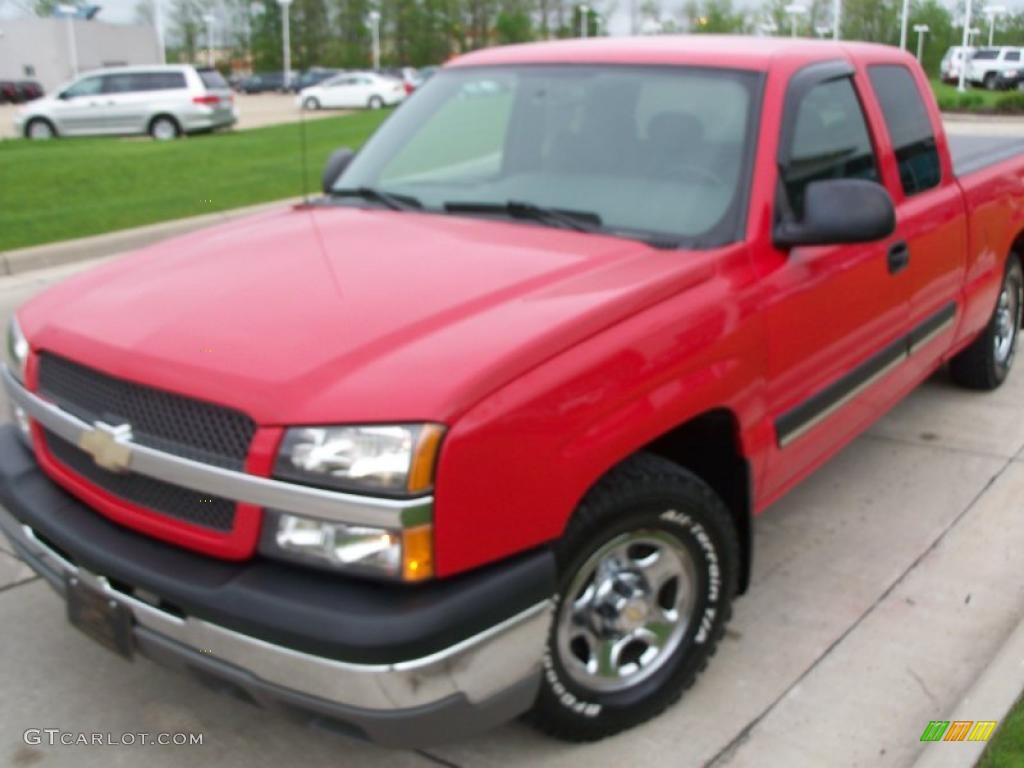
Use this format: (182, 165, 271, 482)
(14, 65, 237, 140)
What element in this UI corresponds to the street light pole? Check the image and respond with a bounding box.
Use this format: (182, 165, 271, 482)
(899, 0, 910, 49)
(368, 10, 380, 71)
(832, 0, 841, 38)
(57, 5, 78, 78)
(784, 3, 805, 37)
(913, 23, 929, 62)
(985, 5, 1006, 46)
(277, 0, 292, 89)
(958, 0, 973, 91)
(154, 0, 165, 63)
(202, 13, 215, 67)
(580, 4, 588, 37)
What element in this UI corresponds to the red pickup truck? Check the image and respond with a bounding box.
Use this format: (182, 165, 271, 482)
(2, 36, 1024, 746)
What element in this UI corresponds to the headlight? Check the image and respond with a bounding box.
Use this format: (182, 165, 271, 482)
(260, 510, 433, 581)
(273, 423, 445, 495)
(1006, 70, 1019, 78)
(5, 315, 28, 383)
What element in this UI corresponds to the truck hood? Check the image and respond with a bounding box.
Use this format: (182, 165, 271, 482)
(21, 205, 716, 425)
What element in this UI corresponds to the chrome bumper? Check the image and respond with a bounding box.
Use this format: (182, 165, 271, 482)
(0, 504, 551, 743)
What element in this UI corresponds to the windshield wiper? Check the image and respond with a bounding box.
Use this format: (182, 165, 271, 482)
(443, 200, 603, 234)
(330, 186, 422, 211)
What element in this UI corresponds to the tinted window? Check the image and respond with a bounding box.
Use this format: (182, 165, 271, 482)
(102, 73, 136, 93)
(198, 68, 228, 89)
(973, 49, 999, 60)
(869, 64, 941, 196)
(1006, 51, 1021, 62)
(102, 71, 186, 93)
(782, 77, 879, 218)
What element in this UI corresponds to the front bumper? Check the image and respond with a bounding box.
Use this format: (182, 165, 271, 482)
(0, 426, 555, 746)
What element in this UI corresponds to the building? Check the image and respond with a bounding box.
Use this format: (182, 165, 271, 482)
(0, 18, 161, 92)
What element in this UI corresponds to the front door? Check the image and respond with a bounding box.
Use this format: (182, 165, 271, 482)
(51, 75, 106, 135)
(759, 63, 911, 500)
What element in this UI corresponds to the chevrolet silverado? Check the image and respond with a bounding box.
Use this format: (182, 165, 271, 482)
(2, 36, 1024, 746)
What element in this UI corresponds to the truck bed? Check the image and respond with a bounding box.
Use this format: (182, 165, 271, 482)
(949, 134, 1024, 176)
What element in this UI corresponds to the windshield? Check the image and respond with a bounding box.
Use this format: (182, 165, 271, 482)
(335, 65, 761, 247)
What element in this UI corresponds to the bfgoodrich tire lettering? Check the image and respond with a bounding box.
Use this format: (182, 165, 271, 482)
(527, 453, 739, 741)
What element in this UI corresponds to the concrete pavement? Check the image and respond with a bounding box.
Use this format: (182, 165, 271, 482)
(0, 257, 1021, 767)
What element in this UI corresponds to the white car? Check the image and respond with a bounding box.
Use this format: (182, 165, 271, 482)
(14, 65, 236, 140)
(297, 72, 406, 111)
(966, 46, 1024, 89)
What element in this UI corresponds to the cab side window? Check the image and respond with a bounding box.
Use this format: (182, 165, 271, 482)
(782, 77, 879, 218)
(868, 64, 941, 196)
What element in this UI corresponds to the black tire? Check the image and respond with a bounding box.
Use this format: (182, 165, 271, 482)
(526, 453, 739, 741)
(148, 115, 180, 141)
(984, 72, 998, 90)
(951, 255, 1023, 390)
(303, 96, 320, 110)
(367, 95, 384, 110)
(24, 117, 56, 140)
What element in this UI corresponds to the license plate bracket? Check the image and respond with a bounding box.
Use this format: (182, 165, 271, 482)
(66, 574, 135, 659)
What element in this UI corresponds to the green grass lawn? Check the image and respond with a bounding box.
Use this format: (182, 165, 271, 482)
(930, 78, 1024, 114)
(0, 110, 389, 251)
(978, 695, 1024, 768)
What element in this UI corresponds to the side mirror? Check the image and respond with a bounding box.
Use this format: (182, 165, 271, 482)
(58, 91, 71, 100)
(774, 178, 895, 248)
(322, 148, 355, 195)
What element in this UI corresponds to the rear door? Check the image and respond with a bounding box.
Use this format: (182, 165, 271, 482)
(101, 72, 152, 134)
(760, 62, 911, 498)
(864, 63, 967, 375)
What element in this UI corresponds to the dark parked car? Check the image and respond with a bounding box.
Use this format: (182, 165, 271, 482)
(289, 68, 342, 92)
(238, 72, 285, 93)
(15, 81, 44, 102)
(0, 81, 18, 103)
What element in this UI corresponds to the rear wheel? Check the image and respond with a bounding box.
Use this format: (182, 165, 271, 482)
(25, 118, 55, 140)
(303, 96, 320, 110)
(367, 95, 384, 110)
(527, 453, 738, 741)
(149, 115, 180, 141)
(951, 255, 1023, 390)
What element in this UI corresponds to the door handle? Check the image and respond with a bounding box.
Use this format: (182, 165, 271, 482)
(887, 241, 910, 274)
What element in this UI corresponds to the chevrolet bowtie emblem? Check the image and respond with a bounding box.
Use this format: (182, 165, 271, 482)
(77, 421, 134, 473)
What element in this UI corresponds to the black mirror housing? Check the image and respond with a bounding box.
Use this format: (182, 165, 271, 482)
(322, 148, 355, 195)
(774, 178, 896, 248)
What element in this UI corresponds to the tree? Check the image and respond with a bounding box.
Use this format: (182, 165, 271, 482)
(841, 0, 899, 43)
(909, 0, 953, 76)
(495, 0, 533, 44)
(292, 0, 330, 68)
(134, 0, 156, 26)
(684, 0, 747, 34)
(250, 0, 284, 70)
(168, 0, 203, 62)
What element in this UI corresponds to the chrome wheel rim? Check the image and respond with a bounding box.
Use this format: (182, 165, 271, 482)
(28, 121, 52, 139)
(152, 119, 176, 140)
(993, 278, 1021, 366)
(555, 529, 697, 693)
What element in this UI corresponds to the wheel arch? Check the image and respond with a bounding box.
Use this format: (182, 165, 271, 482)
(147, 112, 181, 135)
(24, 116, 57, 138)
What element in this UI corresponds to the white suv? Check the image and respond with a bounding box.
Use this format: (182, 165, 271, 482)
(14, 65, 237, 140)
(966, 47, 1024, 89)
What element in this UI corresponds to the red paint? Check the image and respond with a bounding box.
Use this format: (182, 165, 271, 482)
(14, 39, 1024, 577)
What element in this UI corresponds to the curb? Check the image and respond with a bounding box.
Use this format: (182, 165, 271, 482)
(0, 196, 303, 277)
(911, 615, 1024, 768)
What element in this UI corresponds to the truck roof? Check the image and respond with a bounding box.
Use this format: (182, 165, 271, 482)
(450, 34, 913, 72)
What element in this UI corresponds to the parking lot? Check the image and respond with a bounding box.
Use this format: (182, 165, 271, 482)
(0, 93, 345, 139)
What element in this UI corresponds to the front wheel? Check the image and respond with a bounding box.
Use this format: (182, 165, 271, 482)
(149, 115, 180, 141)
(527, 453, 738, 741)
(951, 254, 1023, 390)
(984, 72, 998, 90)
(25, 118, 55, 140)
(367, 95, 384, 110)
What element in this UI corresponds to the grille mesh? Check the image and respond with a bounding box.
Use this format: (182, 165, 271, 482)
(45, 430, 237, 532)
(37, 353, 255, 470)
